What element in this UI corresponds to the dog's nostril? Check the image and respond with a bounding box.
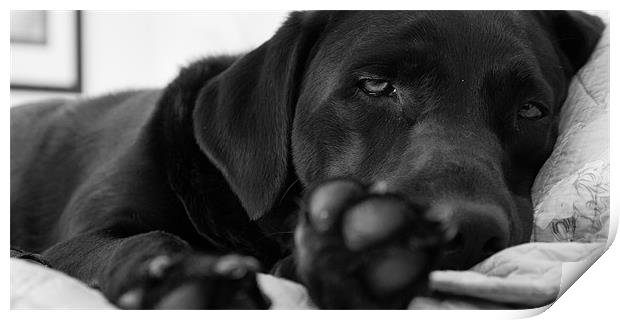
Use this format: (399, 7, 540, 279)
(482, 236, 503, 257)
(444, 233, 464, 252)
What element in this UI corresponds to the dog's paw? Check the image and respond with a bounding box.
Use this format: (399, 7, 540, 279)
(295, 178, 445, 309)
(116, 254, 270, 309)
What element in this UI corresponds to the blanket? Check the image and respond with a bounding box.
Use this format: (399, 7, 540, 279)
(9, 241, 608, 310)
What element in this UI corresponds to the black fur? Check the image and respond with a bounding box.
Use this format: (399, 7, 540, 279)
(11, 11, 604, 309)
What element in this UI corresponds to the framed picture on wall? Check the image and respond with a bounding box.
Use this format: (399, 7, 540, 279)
(10, 10, 82, 92)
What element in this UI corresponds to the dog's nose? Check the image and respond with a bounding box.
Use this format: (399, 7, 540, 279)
(434, 202, 510, 270)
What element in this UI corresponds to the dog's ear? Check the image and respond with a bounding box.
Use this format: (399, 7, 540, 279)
(193, 11, 329, 220)
(539, 11, 605, 74)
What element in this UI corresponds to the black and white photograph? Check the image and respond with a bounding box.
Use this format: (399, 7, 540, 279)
(9, 9, 611, 311)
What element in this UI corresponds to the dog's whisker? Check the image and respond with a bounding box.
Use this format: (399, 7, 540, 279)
(279, 178, 300, 204)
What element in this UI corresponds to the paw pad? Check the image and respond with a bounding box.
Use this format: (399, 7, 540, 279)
(342, 196, 409, 250)
(117, 288, 143, 309)
(308, 179, 364, 232)
(297, 178, 444, 308)
(363, 248, 426, 296)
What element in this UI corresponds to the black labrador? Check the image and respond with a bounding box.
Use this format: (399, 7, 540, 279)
(10, 11, 604, 309)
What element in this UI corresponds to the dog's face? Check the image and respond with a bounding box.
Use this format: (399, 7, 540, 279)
(193, 11, 603, 270)
(290, 11, 597, 268)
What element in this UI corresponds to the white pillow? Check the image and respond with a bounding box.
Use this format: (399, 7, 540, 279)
(11, 258, 115, 309)
(531, 12, 609, 243)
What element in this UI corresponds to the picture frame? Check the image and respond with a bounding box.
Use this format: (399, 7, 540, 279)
(10, 10, 82, 92)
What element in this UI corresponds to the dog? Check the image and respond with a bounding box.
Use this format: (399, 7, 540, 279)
(11, 11, 604, 309)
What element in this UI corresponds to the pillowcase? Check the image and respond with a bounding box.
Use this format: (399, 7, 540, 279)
(530, 12, 609, 243)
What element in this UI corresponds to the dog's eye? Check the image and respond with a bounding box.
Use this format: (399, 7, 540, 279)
(518, 102, 547, 120)
(358, 79, 396, 97)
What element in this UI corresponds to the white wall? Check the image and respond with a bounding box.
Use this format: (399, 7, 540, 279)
(11, 11, 290, 105)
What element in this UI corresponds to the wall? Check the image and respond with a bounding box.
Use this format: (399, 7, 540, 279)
(11, 11, 290, 106)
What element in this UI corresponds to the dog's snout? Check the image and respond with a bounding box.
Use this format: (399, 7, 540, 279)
(434, 202, 510, 270)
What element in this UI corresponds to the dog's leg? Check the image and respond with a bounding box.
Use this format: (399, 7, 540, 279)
(42, 230, 269, 309)
(295, 179, 446, 309)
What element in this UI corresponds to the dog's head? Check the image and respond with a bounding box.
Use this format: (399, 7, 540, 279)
(192, 11, 603, 269)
